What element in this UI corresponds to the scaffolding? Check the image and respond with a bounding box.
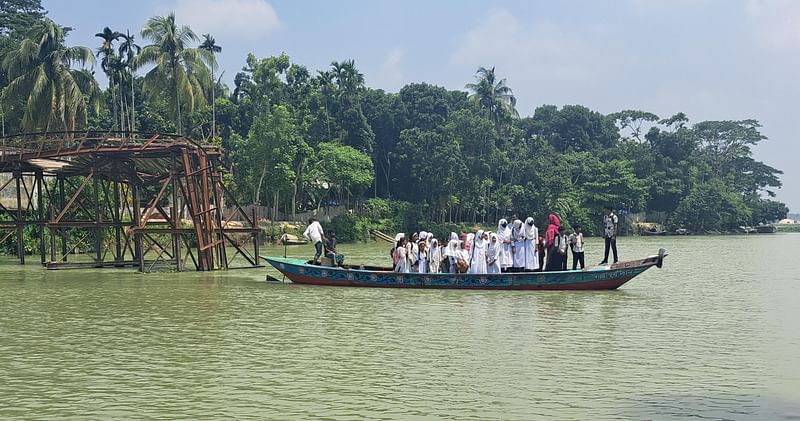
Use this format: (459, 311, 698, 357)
(0, 131, 261, 272)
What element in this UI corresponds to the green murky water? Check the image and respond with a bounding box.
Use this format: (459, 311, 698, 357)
(1, 235, 799, 419)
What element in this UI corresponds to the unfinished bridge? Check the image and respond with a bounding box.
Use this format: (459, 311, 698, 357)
(0, 131, 261, 272)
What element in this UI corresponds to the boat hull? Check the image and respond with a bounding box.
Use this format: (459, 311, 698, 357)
(264, 251, 666, 291)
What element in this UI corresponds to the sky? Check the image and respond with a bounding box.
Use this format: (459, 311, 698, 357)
(43, 0, 800, 211)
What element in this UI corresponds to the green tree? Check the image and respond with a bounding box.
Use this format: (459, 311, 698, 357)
(2, 20, 99, 132)
(117, 30, 140, 131)
(133, 13, 211, 134)
(465, 66, 518, 133)
(671, 180, 752, 232)
(239, 104, 302, 220)
(609, 109, 659, 142)
(199, 33, 221, 140)
(95, 26, 122, 130)
(314, 142, 374, 210)
(520, 105, 619, 152)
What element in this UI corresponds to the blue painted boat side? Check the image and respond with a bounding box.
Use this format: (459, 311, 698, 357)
(264, 256, 657, 289)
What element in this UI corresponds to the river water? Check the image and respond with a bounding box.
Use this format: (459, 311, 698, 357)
(1, 234, 799, 420)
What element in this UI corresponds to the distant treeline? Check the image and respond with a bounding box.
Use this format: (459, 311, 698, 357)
(0, 1, 788, 236)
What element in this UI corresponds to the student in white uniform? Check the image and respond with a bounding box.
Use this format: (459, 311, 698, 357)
(496, 219, 513, 272)
(511, 218, 525, 271)
(486, 232, 502, 274)
(569, 225, 585, 270)
(469, 230, 488, 274)
(523, 217, 540, 271)
(429, 238, 442, 273)
(394, 237, 410, 273)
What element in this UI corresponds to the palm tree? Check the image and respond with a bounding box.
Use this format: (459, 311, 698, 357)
(330, 59, 364, 98)
(199, 34, 221, 140)
(118, 30, 140, 132)
(2, 20, 99, 132)
(465, 66, 518, 132)
(316, 70, 335, 138)
(133, 13, 212, 135)
(95, 27, 122, 130)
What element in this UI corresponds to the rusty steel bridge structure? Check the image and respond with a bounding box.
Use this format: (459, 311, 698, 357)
(0, 131, 261, 272)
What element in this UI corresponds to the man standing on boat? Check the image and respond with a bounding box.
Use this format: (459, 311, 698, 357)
(303, 217, 325, 264)
(600, 206, 619, 265)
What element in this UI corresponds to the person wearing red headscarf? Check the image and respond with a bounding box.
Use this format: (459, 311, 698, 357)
(545, 213, 560, 248)
(545, 213, 567, 271)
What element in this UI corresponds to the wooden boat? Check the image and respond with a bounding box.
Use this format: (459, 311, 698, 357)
(369, 229, 395, 243)
(279, 233, 308, 245)
(263, 249, 667, 290)
(756, 224, 776, 234)
(641, 228, 667, 236)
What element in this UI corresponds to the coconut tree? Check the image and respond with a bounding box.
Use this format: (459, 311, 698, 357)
(133, 13, 212, 135)
(465, 66, 518, 132)
(199, 33, 221, 140)
(2, 20, 99, 132)
(118, 30, 140, 131)
(95, 27, 122, 130)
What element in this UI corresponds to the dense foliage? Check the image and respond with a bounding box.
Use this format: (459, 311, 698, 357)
(0, 3, 788, 237)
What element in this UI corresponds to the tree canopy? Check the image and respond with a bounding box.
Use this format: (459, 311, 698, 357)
(0, 7, 788, 234)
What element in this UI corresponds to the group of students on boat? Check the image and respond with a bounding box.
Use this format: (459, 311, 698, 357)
(391, 212, 595, 274)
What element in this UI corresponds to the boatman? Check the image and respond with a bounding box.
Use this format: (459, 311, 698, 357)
(303, 217, 325, 264)
(600, 205, 619, 265)
(324, 231, 345, 266)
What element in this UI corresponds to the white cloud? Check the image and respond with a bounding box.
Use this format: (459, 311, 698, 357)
(745, 0, 800, 50)
(449, 9, 625, 112)
(451, 9, 607, 82)
(371, 47, 404, 91)
(170, 0, 281, 39)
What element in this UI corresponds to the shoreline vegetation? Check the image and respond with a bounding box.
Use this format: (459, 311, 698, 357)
(0, 2, 791, 255)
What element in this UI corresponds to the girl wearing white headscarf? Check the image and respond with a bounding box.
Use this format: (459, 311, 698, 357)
(487, 232, 502, 274)
(469, 230, 488, 274)
(496, 219, 513, 271)
(445, 239, 460, 274)
(511, 218, 526, 271)
(456, 241, 470, 272)
(429, 238, 442, 273)
(394, 236, 410, 273)
(523, 217, 540, 271)
(408, 232, 420, 272)
(417, 239, 429, 273)
(465, 233, 474, 253)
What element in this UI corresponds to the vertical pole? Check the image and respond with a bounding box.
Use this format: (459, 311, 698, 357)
(58, 177, 67, 262)
(253, 207, 260, 266)
(199, 153, 214, 269)
(94, 177, 102, 263)
(211, 168, 227, 269)
(15, 172, 24, 265)
(181, 149, 209, 270)
(49, 204, 56, 263)
(171, 158, 182, 271)
(113, 181, 122, 263)
(133, 183, 144, 272)
(37, 172, 45, 265)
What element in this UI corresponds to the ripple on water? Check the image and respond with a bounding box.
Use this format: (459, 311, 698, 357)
(1, 235, 800, 419)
